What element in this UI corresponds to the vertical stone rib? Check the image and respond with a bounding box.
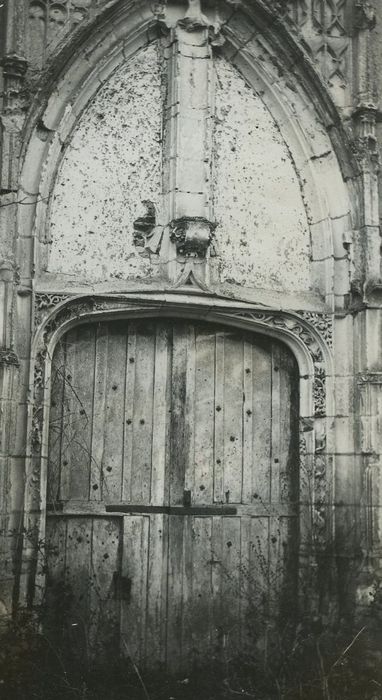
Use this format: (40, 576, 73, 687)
(163, 25, 213, 221)
(160, 5, 217, 282)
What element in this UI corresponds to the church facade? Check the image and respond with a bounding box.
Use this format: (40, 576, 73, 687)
(1, 0, 382, 682)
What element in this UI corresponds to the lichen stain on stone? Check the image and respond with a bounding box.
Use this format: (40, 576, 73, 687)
(48, 44, 162, 282)
(213, 57, 311, 293)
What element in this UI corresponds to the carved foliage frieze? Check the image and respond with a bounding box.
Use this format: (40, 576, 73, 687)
(299, 311, 333, 348)
(34, 292, 70, 329)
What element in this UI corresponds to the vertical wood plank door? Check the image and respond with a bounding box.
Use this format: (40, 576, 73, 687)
(45, 319, 299, 672)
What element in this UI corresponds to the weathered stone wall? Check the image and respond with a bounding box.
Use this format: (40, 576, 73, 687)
(47, 43, 162, 282)
(48, 48, 312, 293)
(213, 56, 311, 292)
(0, 1, 382, 674)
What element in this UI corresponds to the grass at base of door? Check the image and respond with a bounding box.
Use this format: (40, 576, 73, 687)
(1, 621, 382, 700)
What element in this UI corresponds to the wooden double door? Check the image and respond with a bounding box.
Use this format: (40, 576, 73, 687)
(45, 318, 299, 671)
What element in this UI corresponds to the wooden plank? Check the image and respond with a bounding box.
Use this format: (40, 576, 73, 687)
(279, 348, 299, 504)
(248, 516, 270, 658)
(44, 517, 67, 637)
(268, 516, 283, 627)
(183, 326, 196, 504)
(222, 516, 242, 659)
(278, 515, 299, 621)
(102, 323, 127, 502)
(193, 326, 215, 504)
(68, 326, 96, 500)
(47, 339, 66, 503)
(252, 343, 272, 504)
(121, 515, 149, 665)
(64, 517, 93, 660)
(222, 332, 244, 504)
(239, 515, 252, 655)
(106, 504, 237, 515)
(131, 322, 156, 505)
(145, 514, 167, 667)
(169, 323, 188, 506)
(59, 329, 76, 501)
(180, 515, 194, 667)
(88, 518, 121, 658)
(190, 516, 213, 665)
(51, 502, 295, 517)
(166, 514, 185, 671)
(122, 323, 137, 502)
(210, 515, 224, 662)
(150, 323, 170, 506)
(271, 343, 281, 505)
(213, 332, 225, 504)
(242, 339, 254, 504)
(90, 324, 109, 502)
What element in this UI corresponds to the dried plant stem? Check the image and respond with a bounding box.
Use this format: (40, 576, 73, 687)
(122, 638, 151, 700)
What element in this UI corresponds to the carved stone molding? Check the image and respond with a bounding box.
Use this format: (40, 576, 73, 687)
(357, 372, 382, 385)
(298, 311, 333, 348)
(34, 293, 70, 329)
(34, 299, 330, 422)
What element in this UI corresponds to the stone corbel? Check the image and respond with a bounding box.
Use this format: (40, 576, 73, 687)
(178, 0, 209, 30)
(1, 54, 28, 112)
(0, 349, 19, 366)
(169, 217, 216, 258)
(354, 2, 376, 32)
(159, 0, 222, 35)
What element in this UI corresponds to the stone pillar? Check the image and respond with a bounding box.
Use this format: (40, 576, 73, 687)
(350, 2, 382, 633)
(160, 1, 218, 285)
(0, 1, 28, 617)
(0, 261, 19, 615)
(352, 1, 379, 283)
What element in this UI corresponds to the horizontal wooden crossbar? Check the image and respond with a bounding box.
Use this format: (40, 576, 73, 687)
(46, 501, 297, 518)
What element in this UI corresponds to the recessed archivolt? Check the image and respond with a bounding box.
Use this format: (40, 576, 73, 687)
(30, 294, 335, 417)
(19, 0, 352, 300)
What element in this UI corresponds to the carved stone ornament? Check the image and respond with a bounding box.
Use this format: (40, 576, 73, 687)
(0, 349, 19, 366)
(34, 293, 70, 328)
(133, 201, 164, 255)
(354, 1, 377, 31)
(298, 311, 333, 348)
(169, 217, 217, 258)
(1, 54, 28, 81)
(178, 0, 209, 30)
(357, 372, 382, 384)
